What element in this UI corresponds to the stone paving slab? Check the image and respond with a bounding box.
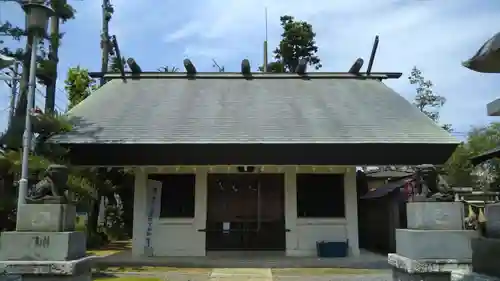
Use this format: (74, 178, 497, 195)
(96, 268, 392, 281)
(211, 268, 272, 277)
(166, 272, 212, 281)
(274, 274, 392, 281)
(210, 268, 272, 281)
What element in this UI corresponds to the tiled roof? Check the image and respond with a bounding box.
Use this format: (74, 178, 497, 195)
(49, 73, 458, 145)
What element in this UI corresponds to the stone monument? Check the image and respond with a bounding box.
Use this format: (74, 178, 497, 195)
(0, 165, 94, 281)
(388, 201, 477, 281)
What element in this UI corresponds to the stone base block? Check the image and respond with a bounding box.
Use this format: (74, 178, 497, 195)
(388, 253, 472, 275)
(0, 232, 86, 261)
(17, 204, 76, 232)
(452, 271, 500, 281)
(392, 268, 450, 281)
(472, 238, 500, 277)
(0, 256, 94, 280)
(485, 203, 500, 238)
(1, 273, 92, 281)
(407, 202, 464, 230)
(396, 229, 477, 260)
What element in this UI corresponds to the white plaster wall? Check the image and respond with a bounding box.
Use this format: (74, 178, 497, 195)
(344, 167, 360, 256)
(292, 218, 348, 256)
(132, 165, 359, 257)
(132, 169, 147, 256)
(152, 168, 207, 256)
(285, 166, 359, 257)
(132, 168, 207, 257)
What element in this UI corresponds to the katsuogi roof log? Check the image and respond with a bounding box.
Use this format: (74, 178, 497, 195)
(183, 59, 197, 74)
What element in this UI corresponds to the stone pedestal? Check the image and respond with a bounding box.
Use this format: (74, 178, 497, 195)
(0, 231, 86, 261)
(389, 202, 472, 281)
(485, 203, 500, 239)
(396, 229, 477, 260)
(389, 253, 472, 281)
(407, 202, 464, 230)
(452, 271, 500, 281)
(465, 203, 500, 280)
(16, 204, 76, 232)
(0, 204, 94, 281)
(471, 237, 500, 277)
(0, 257, 94, 281)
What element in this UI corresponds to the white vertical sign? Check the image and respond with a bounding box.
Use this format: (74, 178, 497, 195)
(144, 179, 162, 257)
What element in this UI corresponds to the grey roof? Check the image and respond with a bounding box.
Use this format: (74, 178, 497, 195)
(470, 146, 500, 165)
(361, 179, 408, 199)
(50, 73, 459, 145)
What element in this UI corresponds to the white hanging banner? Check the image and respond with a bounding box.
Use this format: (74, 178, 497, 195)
(144, 179, 162, 257)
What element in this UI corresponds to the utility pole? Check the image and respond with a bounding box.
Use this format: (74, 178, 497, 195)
(8, 62, 19, 128)
(100, 0, 112, 86)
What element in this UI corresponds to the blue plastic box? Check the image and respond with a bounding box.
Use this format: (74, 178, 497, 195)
(316, 240, 349, 258)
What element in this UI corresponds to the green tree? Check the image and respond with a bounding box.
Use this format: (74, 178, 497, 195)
(1, 1, 76, 149)
(444, 143, 474, 187)
(444, 123, 500, 189)
(0, 1, 76, 230)
(64, 65, 134, 241)
(261, 15, 321, 73)
(44, 0, 76, 113)
(63, 66, 108, 241)
(65, 67, 96, 110)
(409, 66, 451, 132)
(109, 55, 126, 72)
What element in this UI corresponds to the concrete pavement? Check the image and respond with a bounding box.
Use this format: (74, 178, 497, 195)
(97, 268, 392, 281)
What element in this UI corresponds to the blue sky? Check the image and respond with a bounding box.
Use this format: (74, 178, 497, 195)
(0, 0, 500, 139)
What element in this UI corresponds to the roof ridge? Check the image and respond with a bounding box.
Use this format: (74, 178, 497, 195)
(90, 71, 402, 80)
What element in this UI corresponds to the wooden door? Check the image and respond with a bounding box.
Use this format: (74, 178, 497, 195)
(205, 173, 285, 251)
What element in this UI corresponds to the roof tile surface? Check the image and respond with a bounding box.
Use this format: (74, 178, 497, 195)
(50, 74, 458, 144)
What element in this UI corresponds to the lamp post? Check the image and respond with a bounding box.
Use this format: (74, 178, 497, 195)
(16, 1, 54, 230)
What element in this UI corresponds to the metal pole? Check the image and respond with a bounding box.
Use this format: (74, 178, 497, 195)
(263, 7, 268, 72)
(8, 61, 19, 128)
(16, 34, 39, 229)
